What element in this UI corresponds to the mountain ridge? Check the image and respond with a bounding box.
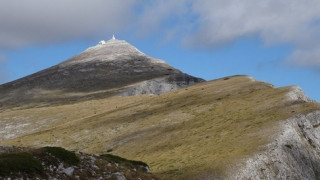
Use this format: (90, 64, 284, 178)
(1, 38, 320, 179)
(1, 75, 319, 179)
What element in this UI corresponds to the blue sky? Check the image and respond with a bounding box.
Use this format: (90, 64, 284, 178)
(0, 0, 319, 101)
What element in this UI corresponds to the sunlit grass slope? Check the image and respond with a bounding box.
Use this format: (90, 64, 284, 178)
(1, 75, 319, 179)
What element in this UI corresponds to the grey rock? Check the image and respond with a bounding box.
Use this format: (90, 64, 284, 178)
(112, 172, 126, 180)
(228, 111, 320, 180)
(287, 86, 311, 102)
(63, 167, 75, 176)
(119, 74, 199, 96)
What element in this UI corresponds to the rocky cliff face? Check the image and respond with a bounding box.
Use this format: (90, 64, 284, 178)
(229, 111, 320, 180)
(0, 38, 204, 108)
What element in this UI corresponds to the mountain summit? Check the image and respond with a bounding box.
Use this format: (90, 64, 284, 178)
(0, 37, 204, 108)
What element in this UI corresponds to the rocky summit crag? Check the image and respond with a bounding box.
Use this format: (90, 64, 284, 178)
(0, 37, 204, 109)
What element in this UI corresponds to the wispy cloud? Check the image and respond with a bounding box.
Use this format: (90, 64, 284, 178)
(136, 0, 193, 37)
(185, 0, 320, 68)
(137, 0, 320, 68)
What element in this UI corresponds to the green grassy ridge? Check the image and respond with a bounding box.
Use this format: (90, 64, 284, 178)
(0, 146, 79, 177)
(0, 146, 153, 178)
(43, 146, 79, 166)
(0, 152, 43, 176)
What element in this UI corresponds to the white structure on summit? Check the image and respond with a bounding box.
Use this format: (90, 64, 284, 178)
(99, 40, 106, 45)
(99, 35, 116, 45)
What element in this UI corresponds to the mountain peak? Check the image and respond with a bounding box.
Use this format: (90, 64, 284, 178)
(0, 37, 204, 107)
(61, 37, 146, 66)
(97, 35, 122, 45)
(98, 34, 117, 45)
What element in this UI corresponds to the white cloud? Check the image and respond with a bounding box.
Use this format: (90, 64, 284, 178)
(188, 0, 320, 68)
(137, 0, 320, 68)
(185, 0, 320, 47)
(1, 0, 320, 68)
(287, 46, 320, 68)
(0, 0, 136, 48)
(136, 0, 192, 37)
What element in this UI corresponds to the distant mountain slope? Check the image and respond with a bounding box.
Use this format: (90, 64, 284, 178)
(0, 38, 203, 109)
(1, 75, 319, 179)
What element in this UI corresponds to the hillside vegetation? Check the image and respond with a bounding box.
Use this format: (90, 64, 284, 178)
(0, 146, 155, 179)
(1, 75, 319, 179)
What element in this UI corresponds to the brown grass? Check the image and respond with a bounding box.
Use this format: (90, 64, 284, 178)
(1, 75, 319, 179)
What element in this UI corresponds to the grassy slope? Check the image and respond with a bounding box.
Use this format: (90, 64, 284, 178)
(1, 76, 319, 179)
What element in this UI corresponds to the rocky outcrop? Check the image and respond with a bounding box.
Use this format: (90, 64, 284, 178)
(0, 146, 157, 180)
(287, 86, 311, 102)
(119, 73, 201, 96)
(229, 111, 320, 180)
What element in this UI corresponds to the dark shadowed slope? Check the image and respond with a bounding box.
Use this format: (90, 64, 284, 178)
(0, 38, 204, 109)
